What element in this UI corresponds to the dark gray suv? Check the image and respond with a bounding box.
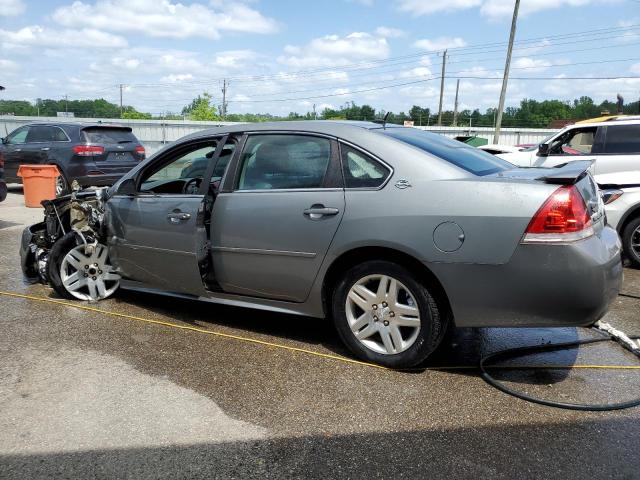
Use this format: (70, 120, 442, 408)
(1, 123, 145, 195)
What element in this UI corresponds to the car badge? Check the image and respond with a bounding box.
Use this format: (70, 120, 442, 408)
(394, 179, 411, 189)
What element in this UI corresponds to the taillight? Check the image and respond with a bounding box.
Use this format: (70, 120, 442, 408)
(73, 145, 104, 156)
(0, 151, 4, 168)
(601, 189, 623, 205)
(135, 145, 145, 159)
(522, 185, 594, 243)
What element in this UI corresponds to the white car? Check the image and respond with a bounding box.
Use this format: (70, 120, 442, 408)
(477, 144, 523, 155)
(598, 171, 640, 267)
(499, 116, 640, 174)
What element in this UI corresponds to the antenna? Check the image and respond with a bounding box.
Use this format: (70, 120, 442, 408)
(383, 111, 390, 129)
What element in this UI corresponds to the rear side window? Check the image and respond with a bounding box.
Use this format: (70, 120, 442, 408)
(237, 134, 331, 190)
(83, 128, 137, 144)
(341, 144, 390, 188)
(380, 128, 511, 176)
(51, 127, 69, 142)
(603, 125, 640, 154)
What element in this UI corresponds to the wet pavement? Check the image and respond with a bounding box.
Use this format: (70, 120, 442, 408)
(1, 190, 639, 479)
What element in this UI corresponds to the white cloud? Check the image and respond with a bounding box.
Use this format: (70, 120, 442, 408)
(630, 63, 640, 75)
(0, 0, 25, 16)
(111, 57, 141, 70)
(278, 32, 390, 68)
(213, 50, 257, 69)
(0, 25, 127, 49)
(512, 57, 552, 72)
(160, 73, 194, 83)
(413, 36, 467, 52)
(396, 0, 481, 15)
(375, 26, 406, 38)
(481, 0, 619, 19)
(397, 0, 619, 18)
(0, 58, 19, 72)
(52, 0, 278, 40)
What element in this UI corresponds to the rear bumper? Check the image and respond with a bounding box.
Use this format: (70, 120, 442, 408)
(430, 225, 623, 327)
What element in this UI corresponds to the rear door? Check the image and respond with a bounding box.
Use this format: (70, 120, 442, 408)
(210, 133, 345, 302)
(81, 126, 142, 177)
(23, 125, 55, 164)
(595, 124, 640, 175)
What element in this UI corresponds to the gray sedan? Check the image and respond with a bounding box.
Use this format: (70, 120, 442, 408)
(20, 121, 623, 368)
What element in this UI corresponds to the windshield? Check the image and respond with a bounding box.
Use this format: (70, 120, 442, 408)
(379, 128, 512, 176)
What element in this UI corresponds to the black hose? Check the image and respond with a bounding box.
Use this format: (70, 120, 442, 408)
(480, 294, 640, 411)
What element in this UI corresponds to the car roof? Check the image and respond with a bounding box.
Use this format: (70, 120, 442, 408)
(572, 115, 640, 127)
(181, 120, 399, 142)
(21, 122, 132, 129)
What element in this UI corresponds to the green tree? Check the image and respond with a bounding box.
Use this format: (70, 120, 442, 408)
(182, 92, 219, 121)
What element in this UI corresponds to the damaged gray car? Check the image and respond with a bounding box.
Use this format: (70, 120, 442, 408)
(20, 121, 623, 368)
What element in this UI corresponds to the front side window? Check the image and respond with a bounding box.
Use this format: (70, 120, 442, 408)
(237, 134, 331, 190)
(140, 143, 218, 194)
(548, 127, 596, 156)
(603, 125, 640, 154)
(6, 126, 29, 144)
(341, 144, 390, 188)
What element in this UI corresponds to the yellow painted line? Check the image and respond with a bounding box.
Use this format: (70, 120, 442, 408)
(1, 290, 639, 372)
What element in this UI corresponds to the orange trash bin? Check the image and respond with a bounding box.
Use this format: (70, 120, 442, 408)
(17, 164, 60, 208)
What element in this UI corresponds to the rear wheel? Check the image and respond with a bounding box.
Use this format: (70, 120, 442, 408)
(48, 233, 120, 301)
(622, 216, 640, 268)
(332, 260, 445, 368)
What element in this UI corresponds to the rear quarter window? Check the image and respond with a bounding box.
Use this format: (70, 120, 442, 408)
(82, 128, 137, 144)
(380, 128, 512, 176)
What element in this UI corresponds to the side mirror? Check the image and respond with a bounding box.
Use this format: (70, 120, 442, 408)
(0, 137, 6, 144)
(116, 178, 137, 196)
(538, 143, 549, 157)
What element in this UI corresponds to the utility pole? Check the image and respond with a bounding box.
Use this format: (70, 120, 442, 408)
(313, 103, 317, 120)
(119, 84, 124, 118)
(64, 94, 68, 114)
(493, 0, 520, 144)
(221, 79, 228, 120)
(437, 49, 448, 126)
(452, 79, 460, 127)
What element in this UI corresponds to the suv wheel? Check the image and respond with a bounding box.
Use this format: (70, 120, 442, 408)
(55, 172, 69, 197)
(332, 260, 445, 368)
(622, 216, 640, 268)
(48, 233, 121, 301)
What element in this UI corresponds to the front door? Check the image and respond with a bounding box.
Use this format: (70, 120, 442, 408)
(211, 133, 345, 302)
(536, 126, 600, 169)
(107, 137, 228, 295)
(3, 126, 30, 182)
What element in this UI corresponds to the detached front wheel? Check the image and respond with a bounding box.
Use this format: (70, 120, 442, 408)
(48, 233, 120, 301)
(332, 260, 445, 368)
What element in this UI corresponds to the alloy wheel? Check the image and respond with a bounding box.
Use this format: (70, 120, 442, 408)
(632, 225, 640, 261)
(345, 274, 421, 355)
(60, 243, 120, 301)
(55, 175, 67, 197)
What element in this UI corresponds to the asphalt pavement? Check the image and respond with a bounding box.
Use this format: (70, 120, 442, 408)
(1, 188, 639, 479)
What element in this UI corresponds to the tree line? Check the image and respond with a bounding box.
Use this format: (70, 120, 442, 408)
(1, 94, 638, 128)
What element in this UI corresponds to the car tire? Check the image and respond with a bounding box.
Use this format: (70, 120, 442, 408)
(622, 216, 640, 268)
(48, 232, 120, 301)
(55, 170, 70, 197)
(331, 260, 445, 368)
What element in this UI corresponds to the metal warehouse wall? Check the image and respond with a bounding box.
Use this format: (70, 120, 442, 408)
(0, 116, 556, 155)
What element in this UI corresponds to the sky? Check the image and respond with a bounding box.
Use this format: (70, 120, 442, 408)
(0, 0, 639, 117)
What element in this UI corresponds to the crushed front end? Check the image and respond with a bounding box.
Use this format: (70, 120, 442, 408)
(20, 188, 108, 284)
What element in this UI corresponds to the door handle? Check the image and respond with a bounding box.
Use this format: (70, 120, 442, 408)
(14, 148, 21, 152)
(41, 147, 50, 151)
(167, 211, 191, 223)
(303, 205, 340, 220)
